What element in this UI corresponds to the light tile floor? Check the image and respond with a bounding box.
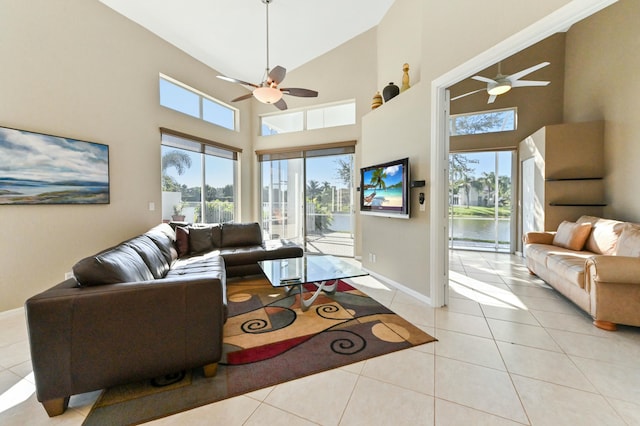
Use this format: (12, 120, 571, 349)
(1, 251, 639, 425)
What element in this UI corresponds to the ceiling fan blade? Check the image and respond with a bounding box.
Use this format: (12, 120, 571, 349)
(281, 88, 318, 97)
(487, 94, 497, 104)
(472, 75, 498, 84)
(217, 75, 259, 88)
(231, 93, 254, 102)
(451, 88, 486, 101)
(274, 98, 288, 110)
(267, 66, 287, 85)
(511, 80, 550, 88)
(508, 61, 550, 81)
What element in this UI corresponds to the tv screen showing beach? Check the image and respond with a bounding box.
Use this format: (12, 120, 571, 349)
(361, 160, 406, 213)
(0, 126, 110, 205)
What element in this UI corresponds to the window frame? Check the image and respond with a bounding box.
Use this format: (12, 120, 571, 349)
(160, 128, 241, 224)
(449, 107, 517, 136)
(159, 73, 239, 131)
(260, 99, 356, 136)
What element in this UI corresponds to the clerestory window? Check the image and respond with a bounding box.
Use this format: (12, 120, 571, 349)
(450, 107, 517, 136)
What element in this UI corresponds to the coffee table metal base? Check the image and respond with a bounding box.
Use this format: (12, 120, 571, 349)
(284, 279, 338, 312)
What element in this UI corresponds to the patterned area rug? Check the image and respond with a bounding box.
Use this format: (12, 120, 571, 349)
(84, 277, 436, 425)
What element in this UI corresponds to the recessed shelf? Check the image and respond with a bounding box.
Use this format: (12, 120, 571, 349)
(549, 203, 607, 206)
(545, 177, 603, 181)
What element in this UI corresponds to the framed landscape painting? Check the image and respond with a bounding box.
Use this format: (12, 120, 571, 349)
(0, 126, 110, 205)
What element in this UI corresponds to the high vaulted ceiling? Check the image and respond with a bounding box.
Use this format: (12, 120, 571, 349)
(100, 0, 395, 84)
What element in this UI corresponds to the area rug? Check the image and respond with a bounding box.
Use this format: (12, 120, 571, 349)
(84, 277, 436, 425)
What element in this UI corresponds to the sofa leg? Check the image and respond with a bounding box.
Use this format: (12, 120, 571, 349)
(203, 362, 218, 378)
(42, 397, 70, 417)
(593, 320, 617, 331)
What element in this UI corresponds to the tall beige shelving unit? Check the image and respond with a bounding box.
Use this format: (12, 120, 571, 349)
(519, 121, 605, 236)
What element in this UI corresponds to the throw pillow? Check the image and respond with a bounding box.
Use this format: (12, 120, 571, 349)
(189, 226, 214, 254)
(577, 215, 625, 255)
(552, 221, 592, 251)
(614, 223, 640, 257)
(221, 222, 263, 247)
(175, 226, 190, 257)
(211, 224, 222, 248)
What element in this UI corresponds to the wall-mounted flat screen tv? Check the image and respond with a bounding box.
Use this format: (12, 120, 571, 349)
(359, 157, 410, 218)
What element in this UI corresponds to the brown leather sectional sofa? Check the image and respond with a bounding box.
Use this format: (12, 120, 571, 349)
(25, 222, 302, 416)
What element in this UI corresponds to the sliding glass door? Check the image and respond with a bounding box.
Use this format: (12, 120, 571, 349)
(259, 144, 355, 257)
(448, 151, 514, 252)
(305, 153, 354, 257)
(260, 158, 304, 245)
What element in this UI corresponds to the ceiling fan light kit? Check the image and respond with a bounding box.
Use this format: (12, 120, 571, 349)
(216, 0, 318, 110)
(253, 86, 283, 104)
(487, 79, 512, 96)
(453, 61, 550, 103)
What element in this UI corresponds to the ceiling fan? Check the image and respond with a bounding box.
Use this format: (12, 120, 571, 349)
(216, 0, 318, 110)
(451, 61, 551, 104)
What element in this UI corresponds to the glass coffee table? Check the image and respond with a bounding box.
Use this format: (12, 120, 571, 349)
(258, 254, 369, 311)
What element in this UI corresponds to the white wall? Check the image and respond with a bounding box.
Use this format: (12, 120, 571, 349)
(0, 0, 254, 311)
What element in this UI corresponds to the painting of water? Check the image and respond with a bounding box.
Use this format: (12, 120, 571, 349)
(0, 126, 109, 205)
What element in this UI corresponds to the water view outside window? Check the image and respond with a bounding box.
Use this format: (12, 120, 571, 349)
(449, 151, 513, 252)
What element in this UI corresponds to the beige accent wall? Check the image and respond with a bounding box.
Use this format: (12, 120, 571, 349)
(518, 121, 605, 242)
(564, 0, 640, 222)
(449, 33, 566, 152)
(0, 0, 254, 311)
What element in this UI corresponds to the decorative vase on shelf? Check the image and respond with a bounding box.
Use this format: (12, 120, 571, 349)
(371, 91, 383, 109)
(401, 63, 411, 92)
(382, 82, 399, 102)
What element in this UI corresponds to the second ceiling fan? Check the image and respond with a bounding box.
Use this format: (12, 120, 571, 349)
(452, 61, 551, 104)
(217, 0, 318, 110)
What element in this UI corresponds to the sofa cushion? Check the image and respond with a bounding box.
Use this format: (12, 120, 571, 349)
(577, 216, 625, 255)
(615, 224, 640, 257)
(175, 226, 190, 257)
(552, 221, 592, 251)
(189, 226, 214, 254)
(525, 243, 590, 268)
(73, 245, 154, 286)
(148, 223, 176, 242)
(167, 251, 225, 280)
(546, 253, 591, 289)
(145, 229, 177, 264)
(219, 246, 266, 266)
(221, 223, 263, 247)
(125, 235, 170, 279)
(262, 239, 304, 260)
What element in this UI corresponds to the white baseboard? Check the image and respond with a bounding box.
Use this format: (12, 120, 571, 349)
(361, 267, 432, 306)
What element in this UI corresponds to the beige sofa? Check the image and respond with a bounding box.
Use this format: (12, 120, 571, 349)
(524, 215, 640, 330)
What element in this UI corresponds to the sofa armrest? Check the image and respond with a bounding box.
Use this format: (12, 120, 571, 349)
(585, 255, 640, 285)
(524, 231, 556, 245)
(25, 276, 225, 403)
